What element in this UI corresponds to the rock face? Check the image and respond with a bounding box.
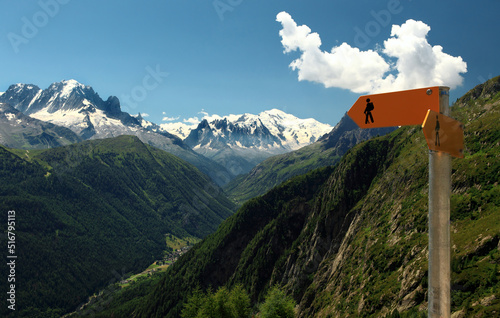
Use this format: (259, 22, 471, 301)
(318, 112, 397, 154)
(0, 102, 82, 149)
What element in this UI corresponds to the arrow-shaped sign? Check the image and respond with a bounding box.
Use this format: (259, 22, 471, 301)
(347, 86, 442, 128)
(422, 109, 464, 158)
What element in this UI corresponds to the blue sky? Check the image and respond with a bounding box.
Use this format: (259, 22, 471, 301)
(0, 0, 498, 127)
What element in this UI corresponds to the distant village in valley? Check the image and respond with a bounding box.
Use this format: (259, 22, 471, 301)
(158, 245, 192, 266)
(119, 242, 194, 286)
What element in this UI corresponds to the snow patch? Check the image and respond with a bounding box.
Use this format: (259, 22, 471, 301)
(27, 89, 42, 111)
(82, 99, 92, 107)
(31, 108, 86, 128)
(5, 113, 15, 121)
(141, 119, 153, 129)
(160, 122, 196, 139)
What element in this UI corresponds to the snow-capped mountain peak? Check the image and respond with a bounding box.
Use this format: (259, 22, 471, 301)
(0, 80, 141, 139)
(164, 108, 332, 152)
(58, 79, 86, 99)
(178, 109, 333, 175)
(186, 108, 332, 150)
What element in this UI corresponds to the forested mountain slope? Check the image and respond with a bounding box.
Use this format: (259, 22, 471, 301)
(0, 135, 235, 317)
(69, 76, 499, 317)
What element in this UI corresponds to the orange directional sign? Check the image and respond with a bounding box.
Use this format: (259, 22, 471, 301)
(348, 86, 442, 128)
(422, 109, 464, 158)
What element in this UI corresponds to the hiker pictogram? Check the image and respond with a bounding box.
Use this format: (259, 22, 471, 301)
(422, 109, 464, 158)
(435, 115, 440, 146)
(364, 98, 374, 124)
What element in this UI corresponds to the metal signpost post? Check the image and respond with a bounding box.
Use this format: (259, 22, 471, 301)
(348, 86, 464, 318)
(427, 87, 451, 318)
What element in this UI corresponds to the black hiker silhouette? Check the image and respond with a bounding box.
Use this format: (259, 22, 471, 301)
(364, 98, 374, 124)
(435, 115, 440, 146)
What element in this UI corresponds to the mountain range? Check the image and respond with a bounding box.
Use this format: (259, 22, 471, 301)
(183, 109, 333, 175)
(2, 76, 498, 317)
(0, 80, 336, 181)
(224, 113, 397, 204)
(0, 80, 233, 185)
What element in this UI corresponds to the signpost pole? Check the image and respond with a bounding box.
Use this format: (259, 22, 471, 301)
(428, 86, 451, 318)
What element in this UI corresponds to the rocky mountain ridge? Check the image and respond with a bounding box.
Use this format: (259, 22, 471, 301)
(0, 80, 336, 183)
(0, 102, 82, 148)
(182, 109, 333, 175)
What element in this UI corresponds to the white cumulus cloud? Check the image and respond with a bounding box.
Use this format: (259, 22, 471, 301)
(184, 117, 201, 125)
(162, 115, 180, 122)
(276, 12, 467, 94)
